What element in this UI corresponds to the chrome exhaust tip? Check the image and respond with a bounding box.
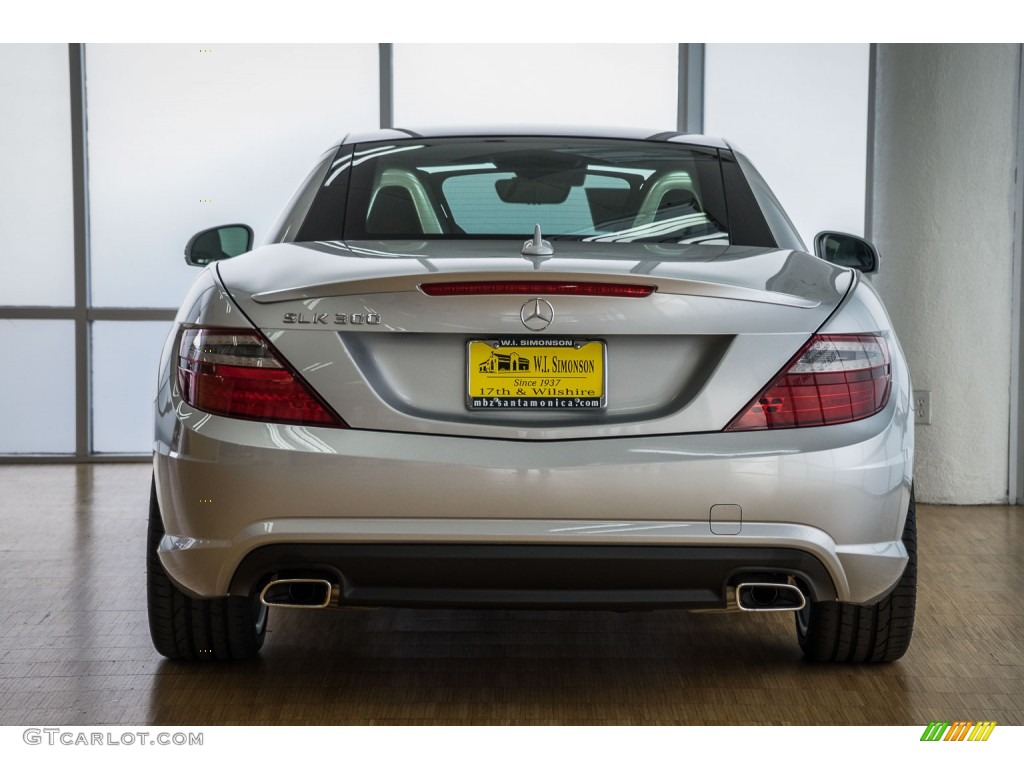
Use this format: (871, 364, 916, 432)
(260, 578, 334, 609)
(736, 582, 807, 612)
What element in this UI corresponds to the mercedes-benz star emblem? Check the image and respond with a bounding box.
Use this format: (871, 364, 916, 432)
(520, 298, 554, 332)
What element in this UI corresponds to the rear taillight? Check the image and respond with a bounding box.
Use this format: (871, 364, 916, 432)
(726, 334, 891, 431)
(176, 328, 346, 427)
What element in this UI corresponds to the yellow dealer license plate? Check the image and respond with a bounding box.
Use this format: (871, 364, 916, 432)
(467, 338, 606, 410)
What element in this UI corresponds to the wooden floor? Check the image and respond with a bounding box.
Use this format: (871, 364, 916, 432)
(0, 464, 1022, 726)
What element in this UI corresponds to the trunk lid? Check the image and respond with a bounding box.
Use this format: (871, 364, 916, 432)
(215, 240, 853, 439)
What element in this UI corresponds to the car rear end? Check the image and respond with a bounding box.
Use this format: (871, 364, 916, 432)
(150, 130, 914, 661)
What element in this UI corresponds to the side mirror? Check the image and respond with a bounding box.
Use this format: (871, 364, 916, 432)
(184, 224, 254, 267)
(814, 231, 879, 274)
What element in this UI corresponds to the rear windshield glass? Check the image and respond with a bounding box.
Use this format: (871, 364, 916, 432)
(298, 137, 775, 246)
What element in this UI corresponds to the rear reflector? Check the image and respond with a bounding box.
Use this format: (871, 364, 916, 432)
(420, 281, 655, 298)
(725, 334, 891, 431)
(177, 328, 346, 427)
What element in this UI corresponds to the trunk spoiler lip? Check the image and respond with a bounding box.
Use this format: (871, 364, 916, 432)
(250, 271, 837, 309)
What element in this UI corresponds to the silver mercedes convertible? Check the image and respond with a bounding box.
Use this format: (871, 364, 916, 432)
(149, 127, 915, 663)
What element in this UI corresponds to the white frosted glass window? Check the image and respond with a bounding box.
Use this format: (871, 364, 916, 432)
(0, 320, 75, 453)
(91, 321, 173, 453)
(86, 44, 380, 308)
(704, 44, 869, 246)
(394, 44, 678, 129)
(0, 44, 75, 306)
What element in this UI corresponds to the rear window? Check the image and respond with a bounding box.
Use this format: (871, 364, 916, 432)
(441, 172, 632, 235)
(297, 137, 778, 247)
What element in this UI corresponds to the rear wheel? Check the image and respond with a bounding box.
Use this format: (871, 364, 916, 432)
(147, 477, 267, 660)
(796, 486, 917, 662)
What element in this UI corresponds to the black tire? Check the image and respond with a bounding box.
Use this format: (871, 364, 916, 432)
(147, 477, 267, 660)
(796, 486, 917, 662)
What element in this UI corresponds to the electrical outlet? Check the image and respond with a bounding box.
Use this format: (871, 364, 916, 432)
(914, 390, 931, 424)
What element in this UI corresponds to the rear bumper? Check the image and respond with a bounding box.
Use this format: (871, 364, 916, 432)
(229, 542, 837, 609)
(153, 395, 913, 606)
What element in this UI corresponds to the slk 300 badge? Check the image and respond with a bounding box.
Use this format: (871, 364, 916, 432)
(283, 312, 382, 325)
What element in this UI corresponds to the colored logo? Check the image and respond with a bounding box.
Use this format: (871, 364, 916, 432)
(920, 721, 996, 741)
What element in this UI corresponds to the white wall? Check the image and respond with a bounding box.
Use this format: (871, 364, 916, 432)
(394, 44, 679, 129)
(0, 45, 76, 454)
(873, 44, 1019, 504)
(0, 44, 74, 306)
(704, 44, 870, 247)
(0, 320, 76, 453)
(91, 321, 173, 453)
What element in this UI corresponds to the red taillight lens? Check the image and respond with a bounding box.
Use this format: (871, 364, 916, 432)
(176, 328, 346, 427)
(726, 334, 891, 431)
(420, 281, 655, 298)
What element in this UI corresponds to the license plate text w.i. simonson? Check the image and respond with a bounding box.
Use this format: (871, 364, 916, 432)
(467, 338, 607, 409)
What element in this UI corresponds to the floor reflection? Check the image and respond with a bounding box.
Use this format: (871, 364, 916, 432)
(145, 606, 911, 725)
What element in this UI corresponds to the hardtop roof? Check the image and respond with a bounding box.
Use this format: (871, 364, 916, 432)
(337, 125, 732, 150)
